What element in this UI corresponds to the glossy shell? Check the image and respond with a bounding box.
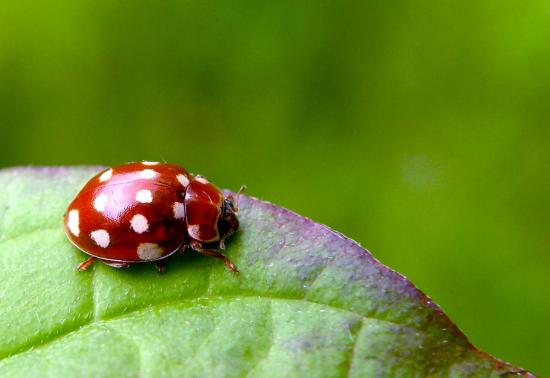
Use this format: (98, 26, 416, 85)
(185, 176, 224, 243)
(64, 162, 198, 263)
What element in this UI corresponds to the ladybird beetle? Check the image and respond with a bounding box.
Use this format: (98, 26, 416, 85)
(64, 162, 242, 273)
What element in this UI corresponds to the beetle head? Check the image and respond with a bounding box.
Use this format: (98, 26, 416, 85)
(217, 196, 239, 245)
(217, 186, 245, 248)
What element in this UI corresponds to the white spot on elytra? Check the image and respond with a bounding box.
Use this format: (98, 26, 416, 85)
(196, 176, 208, 184)
(130, 214, 149, 234)
(67, 209, 80, 236)
(137, 243, 163, 261)
(142, 161, 159, 166)
(139, 169, 158, 179)
(177, 174, 189, 186)
(90, 229, 110, 248)
(93, 193, 108, 212)
(135, 189, 153, 203)
(99, 169, 113, 182)
(187, 224, 200, 239)
(173, 202, 185, 219)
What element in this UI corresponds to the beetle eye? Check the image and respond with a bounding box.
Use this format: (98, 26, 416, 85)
(224, 198, 235, 211)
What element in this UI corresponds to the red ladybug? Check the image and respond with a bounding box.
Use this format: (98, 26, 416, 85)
(64, 162, 242, 273)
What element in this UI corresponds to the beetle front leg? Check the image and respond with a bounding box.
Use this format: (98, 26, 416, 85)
(190, 240, 238, 272)
(155, 260, 166, 274)
(199, 249, 239, 272)
(177, 243, 188, 254)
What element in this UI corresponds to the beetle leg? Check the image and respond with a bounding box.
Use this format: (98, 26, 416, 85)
(77, 257, 95, 271)
(177, 243, 188, 254)
(200, 249, 239, 272)
(102, 261, 130, 269)
(155, 260, 166, 274)
(189, 240, 238, 272)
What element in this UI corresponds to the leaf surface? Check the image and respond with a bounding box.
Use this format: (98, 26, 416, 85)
(0, 167, 534, 377)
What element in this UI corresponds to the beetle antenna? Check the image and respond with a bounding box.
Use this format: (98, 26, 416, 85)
(234, 185, 246, 212)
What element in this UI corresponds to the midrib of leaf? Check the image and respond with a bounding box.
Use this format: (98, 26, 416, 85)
(0, 218, 413, 359)
(0, 289, 414, 363)
(3, 295, 477, 378)
(0, 216, 486, 376)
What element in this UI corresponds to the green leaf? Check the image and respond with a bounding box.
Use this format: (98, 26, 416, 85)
(0, 167, 534, 377)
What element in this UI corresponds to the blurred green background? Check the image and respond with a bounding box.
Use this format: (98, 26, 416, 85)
(1, 0, 548, 374)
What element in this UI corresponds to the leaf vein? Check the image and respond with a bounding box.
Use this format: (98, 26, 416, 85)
(345, 318, 365, 378)
(101, 324, 142, 378)
(0, 296, 415, 365)
(245, 300, 274, 378)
